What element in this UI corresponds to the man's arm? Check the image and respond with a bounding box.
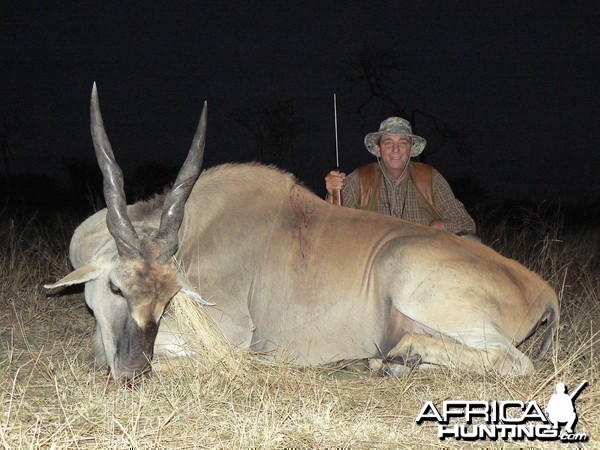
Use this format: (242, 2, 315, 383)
(431, 169, 477, 235)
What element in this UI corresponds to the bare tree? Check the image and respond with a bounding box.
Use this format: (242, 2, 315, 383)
(345, 44, 468, 160)
(232, 100, 306, 174)
(0, 98, 21, 180)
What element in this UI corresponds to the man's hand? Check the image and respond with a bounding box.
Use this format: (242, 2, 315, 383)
(429, 219, 446, 230)
(325, 170, 346, 197)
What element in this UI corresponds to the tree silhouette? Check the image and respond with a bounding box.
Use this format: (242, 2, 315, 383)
(446, 175, 489, 210)
(130, 162, 178, 201)
(345, 43, 469, 160)
(1, 98, 21, 180)
(63, 158, 104, 212)
(232, 100, 306, 174)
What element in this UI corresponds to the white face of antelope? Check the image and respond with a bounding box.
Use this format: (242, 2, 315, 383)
(46, 83, 207, 385)
(85, 242, 180, 383)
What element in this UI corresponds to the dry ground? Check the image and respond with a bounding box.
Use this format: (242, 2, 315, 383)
(0, 214, 598, 449)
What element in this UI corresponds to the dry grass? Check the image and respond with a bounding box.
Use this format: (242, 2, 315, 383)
(0, 213, 598, 448)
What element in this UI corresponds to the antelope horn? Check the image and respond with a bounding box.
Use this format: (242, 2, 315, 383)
(155, 101, 207, 264)
(90, 83, 141, 259)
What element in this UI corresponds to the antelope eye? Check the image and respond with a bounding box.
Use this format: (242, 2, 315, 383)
(109, 280, 124, 297)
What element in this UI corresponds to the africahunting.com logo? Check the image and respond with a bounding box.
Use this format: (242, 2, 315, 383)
(415, 381, 589, 443)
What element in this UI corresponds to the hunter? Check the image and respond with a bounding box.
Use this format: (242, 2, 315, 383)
(325, 117, 477, 236)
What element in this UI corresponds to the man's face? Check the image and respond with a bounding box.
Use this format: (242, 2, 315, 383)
(376, 134, 411, 179)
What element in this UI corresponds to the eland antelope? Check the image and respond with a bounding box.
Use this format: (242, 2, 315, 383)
(46, 85, 559, 383)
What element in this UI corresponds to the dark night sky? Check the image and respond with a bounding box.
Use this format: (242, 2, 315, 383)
(2, 2, 599, 204)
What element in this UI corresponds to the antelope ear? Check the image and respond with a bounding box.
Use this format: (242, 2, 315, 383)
(44, 264, 102, 291)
